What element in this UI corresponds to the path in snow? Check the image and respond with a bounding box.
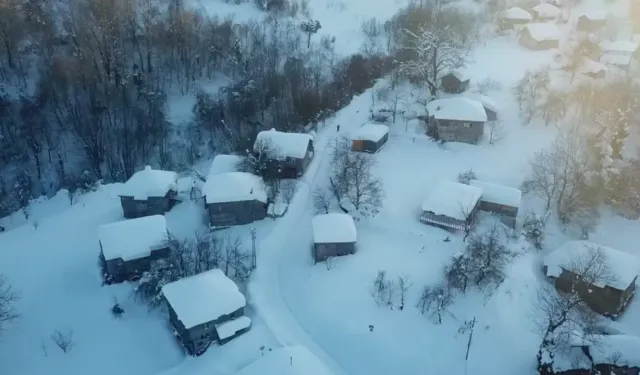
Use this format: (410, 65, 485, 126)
(247, 93, 373, 375)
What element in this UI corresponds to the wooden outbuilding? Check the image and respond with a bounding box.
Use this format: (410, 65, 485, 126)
(253, 129, 314, 178)
(351, 124, 389, 153)
(469, 180, 521, 228)
(97, 215, 171, 284)
(312, 213, 357, 263)
(420, 181, 482, 231)
(119, 166, 178, 219)
(532, 3, 561, 21)
(202, 172, 268, 227)
(519, 23, 560, 50)
(441, 71, 470, 94)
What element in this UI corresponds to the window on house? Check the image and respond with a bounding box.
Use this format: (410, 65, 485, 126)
(462, 122, 472, 128)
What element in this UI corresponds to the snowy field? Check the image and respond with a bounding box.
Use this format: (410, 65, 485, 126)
(2, 0, 640, 374)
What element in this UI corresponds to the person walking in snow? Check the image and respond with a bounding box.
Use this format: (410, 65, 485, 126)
(336, 124, 340, 132)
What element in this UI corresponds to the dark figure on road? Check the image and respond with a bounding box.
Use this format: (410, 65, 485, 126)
(336, 124, 340, 132)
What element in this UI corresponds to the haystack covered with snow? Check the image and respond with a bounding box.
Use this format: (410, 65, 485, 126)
(207, 154, 244, 177)
(312, 214, 357, 244)
(235, 345, 335, 375)
(203, 172, 267, 204)
(351, 124, 389, 153)
(426, 97, 487, 122)
(500, 7, 532, 22)
(121, 166, 178, 200)
(162, 269, 247, 329)
(98, 215, 169, 262)
(254, 129, 313, 160)
(532, 3, 560, 20)
(544, 241, 639, 290)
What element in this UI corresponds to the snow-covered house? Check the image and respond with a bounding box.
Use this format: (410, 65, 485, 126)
(119, 166, 178, 219)
(553, 334, 640, 375)
(235, 345, 335, 375)
(600, 40, 639, 70)
(202, 172, 268, 227)
(207, 154, 244, 176)
(312, 213, 357, 263)
(519, 23, 560, 50)
(351, 124, 389, 153)
(426, 97, 487, 144)
(532, 3, 561, 21)
(162, 269, 250, 355)
(543, 241, 639, 316)
(441, 71, 470, 94)
(499, 7, 532, 29)
(462, 93, 499, 121)
(580, 59, 607, 79)
(576, 12, 607, 32)
(97, 215, 171, 284)
(469, 180, 521, 228)
(420, 181, 482, 231)
(253, 129, 314, 178)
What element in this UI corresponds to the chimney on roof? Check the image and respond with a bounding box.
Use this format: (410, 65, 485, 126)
(145, 165, 152, 171)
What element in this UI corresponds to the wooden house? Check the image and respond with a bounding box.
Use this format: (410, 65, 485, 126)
(420, 181, 482, 231)
(97, 215, 171, 284)
(576, 12, 607, 32)
(351, 124, 389, 153)
(519, 23, 560, 50)
(119, 166, 178, 219)
(469, 180, 521, 228)
(499, 7, 532, 30)
(552, 334, 640, 375)
(543, 241, 639, 317)
(162, 269, 250, 355)
(253, 129, 314, 178)
(202, 172, 268, 227)
(532, 3, 561, 21)
(441, 71, 470, 94)
(426, 97, 487, 144)
(312, 213, 357, 263)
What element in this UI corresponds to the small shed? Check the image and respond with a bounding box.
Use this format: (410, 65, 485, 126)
(600, 40, 639, 70)
(420, 181, 482, 231)
(203, 172, 268, 227)
(162, 269, 250, 355)
(463, 94, 499, 121)
(97, 215, 170, 284)
(236, 345, 335, 375)
(426, 97, 487, 144)
(519, 23, 560, 50)
(208, 154, 244, 176)
(254, 129, 314, 178)
(351, 124, 389, 153)
(441, 71, 470, 94)
(532, 3, 561, 21)
(543, 241, 639, 316)
(469, 180, 521, 228)
(119, 166, 178, 219)
(499, 7, 532, 29)
(580, 59, 607, 79)
(576, 12, 607, 32)
(312, 213, 357, 263)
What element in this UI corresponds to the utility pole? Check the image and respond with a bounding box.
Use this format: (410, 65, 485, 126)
(250, 227, 257, 270)
(458, 316, 477, 375)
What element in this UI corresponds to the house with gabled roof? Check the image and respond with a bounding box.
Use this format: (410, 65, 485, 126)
(519, 23, 560, 50)
(441, 71, 470, 94)
(253, 129, 314, 178)
(312, 213, 357, 263)
(119, 166, 178, 219)
(202, 172, 268, 227)
(499, 7, 532, 30)
(420, 181, 482, 231)
(426, 97, 487, 144)
(532, 3, 561, 21)
(351, 124, 389, 153)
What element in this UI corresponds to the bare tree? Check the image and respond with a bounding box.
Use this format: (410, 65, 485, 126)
(563, 40, 586, 84)
(300, 19, 321, 48)
(397, 275, 412, 310)
(50, 330, 74, 353)
(361, 18, 382, 57)
(281, 180, 297, 205)
(541, 90, 568, 127)
(522, 211, 546, 250)
(416, 283, 454, 324)
(445, 252, 472, 293)
(513, 68, 550, 124)
(312, 187, 332, 214)
(371, 270, 395, 307)
(487, 120, 505, 144)
(0, 276, 19, 333)
(459, 203, 479, 241)
(534, 245, 613, 372)
(466, 226, 514, 290)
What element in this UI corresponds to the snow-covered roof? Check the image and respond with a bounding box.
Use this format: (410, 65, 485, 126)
(533, 3, 561, 18)
(469, 180, 521, 208)
(351, 124, 389, 142)
(98, 215, 168, 261)
(579, 11, 606, 21)
(463, 93, 499, 113)
(555, 334, 640, 371)
(600, 53, 632, 67)
(254, 129, 313, 160)
(120, 166, 178, 200)
(446, 70, 470, 82)
(421, 181, 482, 221)
(208, 154, 243, 177)
(501, 7, 532, 21)
(235, 346, 335, 375)
(216, 316, 251, 340)
(602, 40, 638, 53)
(203, 172, 267, 204)
(162, 269, 246, 329)
(312, 213, 357, 244)
(544, 241, 640, 290)
(580, 59, 608, 75)
(521, 23, 560, 42)
(426, 97, 488, 122)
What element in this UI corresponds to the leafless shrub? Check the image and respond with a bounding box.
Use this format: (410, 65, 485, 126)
(0, 276, 19, 334)
(50, 330, 74, 353)
(487, 120, 505, 144)
(513, 68, 550, 124)
(522, 211, 546, 250)
(312, 187, 332, 214)
(416, 283, 454, 324)
(371, 270, 396, 308)
(397, 275, 412, 310)
(281, 180, 297, 205)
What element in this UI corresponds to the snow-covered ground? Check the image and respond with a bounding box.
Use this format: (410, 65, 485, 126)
(2, 0, 640, 374)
